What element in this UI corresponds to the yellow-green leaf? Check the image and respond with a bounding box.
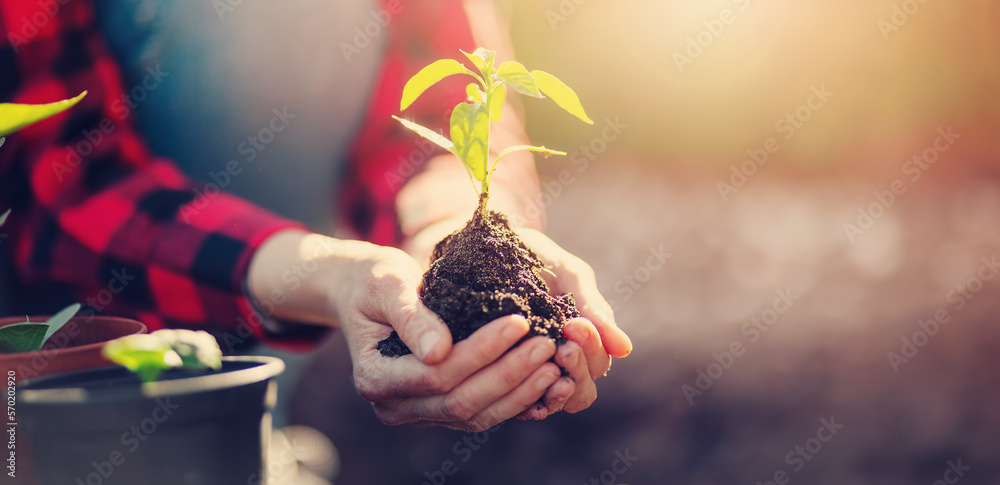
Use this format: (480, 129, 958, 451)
(466, 83, 483, 103)
(490, 144, 567, 174)
(392, 116, 455, 154)
(0, 91, 87, 137)
(103, 329, 223, 383)
(490, 84, 507, 122)
(103, 334, 176, 382)
(496, 144, 566, 160)
(530, 70, 593, 125)
(461, 48, 496, 77)
(497, 61, 542, 98)
(0, 209, 9, 228)
(400, 60, 475, 111)
(450, 102, 490, 182)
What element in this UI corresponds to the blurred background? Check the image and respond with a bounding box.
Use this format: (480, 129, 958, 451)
(290, 0, 1000, 483)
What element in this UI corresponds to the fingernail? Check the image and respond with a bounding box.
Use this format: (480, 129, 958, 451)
(530, 340, 553, 364)
(536, 372, 559, 392)
(557, 344, 570, 359)
(566, 347, 581, 368)
(555, 377, 574, 399)
(418, 331, 440, 361)
(546, 379, 573, 414)
(532, 403, 546, 420)
(568, 322, 589, 344)
(549, 397, 568, 414)
(502, 316, 527, 341)
(620, 330, 634, 355)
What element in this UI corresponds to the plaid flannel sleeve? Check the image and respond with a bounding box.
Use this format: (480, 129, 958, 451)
(338, 0, 477, 247)
(0, 1, 320, 351)
(1, 0, 478, 350)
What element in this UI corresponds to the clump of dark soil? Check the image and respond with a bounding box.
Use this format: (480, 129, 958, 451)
(377, 197, 579, 357)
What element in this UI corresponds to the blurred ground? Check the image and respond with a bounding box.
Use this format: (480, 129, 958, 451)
(292, 151, 1000, 484)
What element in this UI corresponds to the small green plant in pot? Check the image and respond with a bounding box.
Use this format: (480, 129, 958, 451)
(377, 48, 593, 356)
(0, 91, 149, 385)
(19, 329, 285, 485)
(0, 302, 81, 355)
(0, 270, 148, 384)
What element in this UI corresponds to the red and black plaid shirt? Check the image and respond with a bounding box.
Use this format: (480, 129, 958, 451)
(0, 0, 475, 350)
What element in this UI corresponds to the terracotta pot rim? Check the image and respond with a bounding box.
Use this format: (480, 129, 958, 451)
(0, 315, 147, 361)
(0, 314, 145, 325)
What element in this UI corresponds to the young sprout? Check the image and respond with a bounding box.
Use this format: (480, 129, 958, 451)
(0, 91, 87, 139)
(393, 48, 592, 219)
(0, 93, 88, 354)
(0, 303, 81, 354)
(103, 329, 223, 383)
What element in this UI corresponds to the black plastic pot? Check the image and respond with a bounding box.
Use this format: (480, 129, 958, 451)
(18, 356, 284, 485)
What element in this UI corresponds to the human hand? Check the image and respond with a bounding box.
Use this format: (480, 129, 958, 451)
(514, 228, 633, 415)
(338, 243, 574, 431)
(249, 230, 566, 431)
(403, 221, 634, 417)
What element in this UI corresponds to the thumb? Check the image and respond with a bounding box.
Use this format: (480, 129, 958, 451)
(379, 276, 453, 365)
(567, 282, 632, 358)
(516, 230, 633, 358)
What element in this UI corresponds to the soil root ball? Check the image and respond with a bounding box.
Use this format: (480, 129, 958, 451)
(377, 205, 578, 357)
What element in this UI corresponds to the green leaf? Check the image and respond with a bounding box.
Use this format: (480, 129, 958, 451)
(491, 144, 567, 174)
(0, 323, 49, 354)
(41, 303, 81, 346)
(392, 116, 455, 154)
(496, 144, 567, 160)
(400, 60, 476, 111)
(450, 102, 490, 182)
(0, 137, 5, 149)
(104, 329, 222, 383)
(466, 83, 483, 103)
(496, 61, 542, 98)
(461, 48, 496, 77)
(103, 334, 179, 383)
(530, 71, 594, 125)
(490, 84, 507, 123)
(0, 91, 87, 137)
(0, 209, 9, 228)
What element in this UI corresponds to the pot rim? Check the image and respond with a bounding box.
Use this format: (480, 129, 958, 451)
(0, 314, 146, 325)
(0, 315, 147, 361)
(19, 356, 285, 404)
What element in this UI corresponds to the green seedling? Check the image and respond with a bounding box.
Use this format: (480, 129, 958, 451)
(103, 329, 223, 383)
(0, 92, 88, 353)
(0, 212, 82, 354)
(0, 91, 87, 140)
(0, 303, 81, 354)
(0, 207, 79, 353)
(0, 91, 87, 150)
(393, 48, 592, 218)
